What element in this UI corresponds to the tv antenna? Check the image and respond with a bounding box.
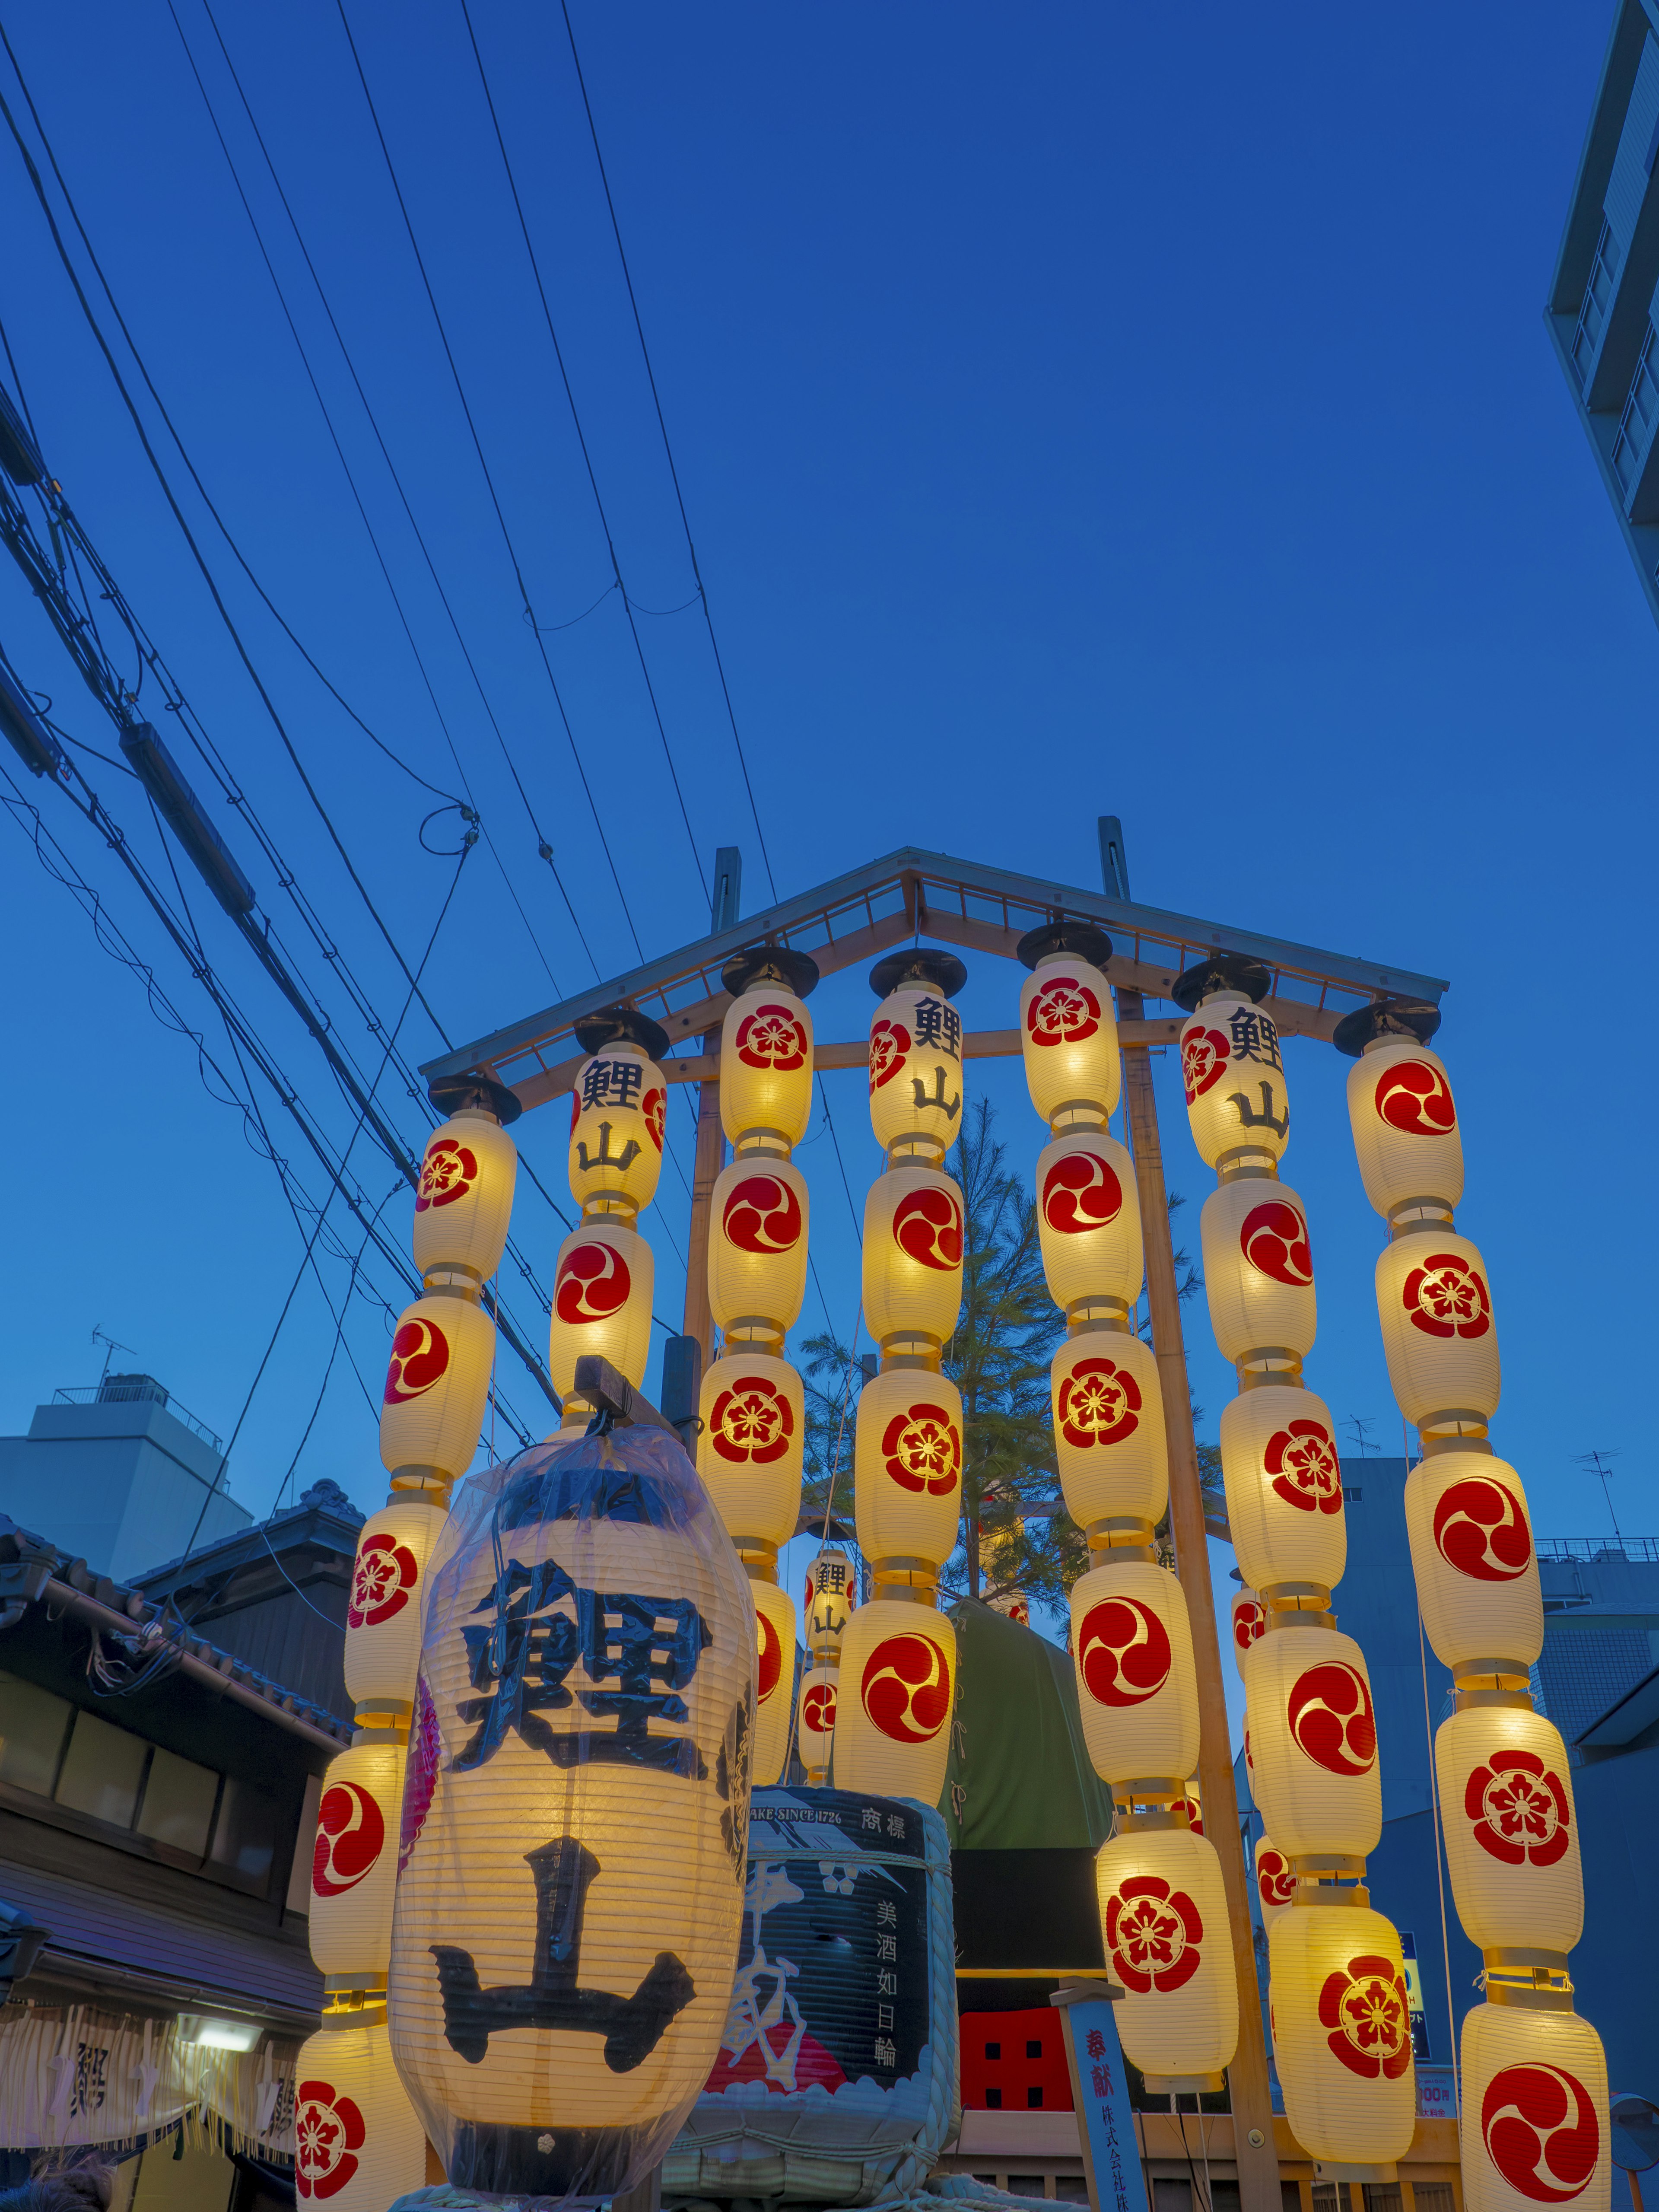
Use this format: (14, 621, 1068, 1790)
(90, 1326, 136, 1384)
(1572, 1449, 1623, 1543)
(1344, 1413, 1377, 1458)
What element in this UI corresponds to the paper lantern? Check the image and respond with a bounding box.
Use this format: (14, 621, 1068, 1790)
(695, 1352, 804, 1549)
(1268, 1903, 1416, 2164)
(1019, 955, 1120, 1128)
(1179, 995, 1290, 1172)
(1172, 1779, 1203, 1835)
(308, 1738, 407, 1976)
(1347, 1037, 1464, 1223)
(1219, 1384, 1346, 1598)
(721, 986, 814, 1150)
(797, 1660, 838, 1778)
(854, 1369, 964, 1569)
(1374, 1227, 1500, 1429)
(547, 1220, 654, 1400)
(1255, 1837, 1297, 1935)
(567, 1048, 665, 1218)
(344, 1496, 446, 1708)
(1433, 1706, 1583, 1955)
(751, 1580, 797, 1789)
(833, 1600, 956, 1801)
(862, 1164, 964, 1350)
(1034, 1132, 1144, 1318)
(1232, 1591, 1268, 1680)
(1050, 1330, 1169, 1531)
(413, 1111, 519, 1283)
(1461, 2001, 1609, 2212)
(1404, 1450, 1542, 1676)
(1199, 1178, 1317, 1366)
(391, 1425, 753, 2200)
(1068, 1558, 1200, 1786)
(294, 2014, 428, 2209)
(378, 1294, 495, 1480)
(1095, 1826, 1238, 2084)
(804, 1547, 857, 1652)
(868, 984, 963, 1160)
(1246, 1625, 1381, 1861)
(708, 1160, 809, 1343)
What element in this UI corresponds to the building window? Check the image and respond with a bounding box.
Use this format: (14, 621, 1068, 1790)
(0, 1675, 72, 1796)
(1573, 223, 1622, 384)
(1343, 1486, 1363, 1503)
(1614, 325, 1659, 490)
(136, 1747, 220, 1859)
(54, 1712, 148, 1829)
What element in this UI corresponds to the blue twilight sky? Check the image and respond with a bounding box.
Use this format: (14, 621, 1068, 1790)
(0, 3, 1651, 1621)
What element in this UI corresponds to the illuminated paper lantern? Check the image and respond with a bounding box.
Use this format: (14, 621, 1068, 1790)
(294, 2013, 428, 2209)
(867, 952, 966, 1162)
(1068, 1557, 1200, 1786)
(1346, 1036, 1464, 1224)
(1374, 1228, 1500, 1430)
(862, 1164, 964, 1350)
(1460, 2001, 1609, 2212)
(695, 1352, 804, 1550)
(804, 1547, 857, 1653)
(1231, 1590, 1268, 1680)
(1268, 1903, 1416, 2164)
(344, 1496, 446, 1708)
(547, 1220, 654, 1401)
(853, 1369, 964, 1570)
(1095, 1826, 1238, 2084)
(797, 1660, 838, 1780)
(1199, 1178, 1317, 1366)
(1034, 1132, 1144, 1318)
(1433, 1706, 1583, 1956)
(1246, 1625, 1381, 1861)
(1019, 951, 1120, 1129)
(721, 983, 814, 1152)
(413, 1111, 519, 1283)
(1172, 1778, 1203, 1835)
(833, 1600, 956, 1801)
(1218, 1384, 1346, 1598)
(751, 1580, 797, 1789)
(568, 1048, 666, 1218)
(1403, 1450, 1542, 1677)
(1049, 1330, 1169, 1531)
(308, 1738, 407, 1976)
(391, 1424, 753, 2200)
(708, 1160, 809, 1344)
(1255, 1836, 1297, 1935)
(1179, 994, 1290, 1172)
(378, 1293, 495, 1480)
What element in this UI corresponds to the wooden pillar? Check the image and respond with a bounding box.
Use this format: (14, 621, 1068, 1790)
(682, 1032, 724, 1365)
(1118, 984, 1283, 2212)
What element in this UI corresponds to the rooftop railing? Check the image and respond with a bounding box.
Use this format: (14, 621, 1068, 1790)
(51, 1383, 224, 1457)
(1536, 1536, 1659, 1565)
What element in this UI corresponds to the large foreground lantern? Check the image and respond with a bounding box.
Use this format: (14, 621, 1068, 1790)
(1096, 1820, 1237, 2091)
(834, 1599, 957, 1801)
(1460, 1999, 1609, 2212)
(1268, 1898, 1416, 2164)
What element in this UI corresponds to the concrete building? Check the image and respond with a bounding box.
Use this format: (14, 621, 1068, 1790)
(0, 1375, 250, 1584)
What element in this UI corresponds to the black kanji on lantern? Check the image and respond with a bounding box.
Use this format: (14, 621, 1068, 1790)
(912, 997, 962, 1057)
(582, 1057, 645, 1113)
(1226, 1004, 1281, 1071)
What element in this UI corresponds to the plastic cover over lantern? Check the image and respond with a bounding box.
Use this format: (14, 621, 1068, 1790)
(1433, 1705, 1583, 1955)
(568, 1048, 666, 1217)
(548, 1220, 655, 1399)
(1268, 1903, 1416, 2164)
(721, 986, 815, 1151)
(344, 1496, 446, 1707)
(1374, 1228, 1500, 1428)
(861, 1163, 964, 1349)
(1403, 1450, 1542, 1676)
(868, 983, 964, 1159)
(695, 1351, 805, 1549)
(708, 1160, 809, 1342)
(413, 1111, 519, 1283)
(1019, 954, 1120, 1129)
(390, 1423, 753, 2202)
(1245, 1624, 1382, 1861)
(1200, 1178, 1318, 1366)
(1179, 995, 1291, 1172)
(378, 1293, 496, 1480)
(1219, 1384, 1346, 1598)
(853, 1369, 964, 1569)
(1255, 1836, 1297, 1935)
(1049, 1330, 1169, 1531)
(1068, 1558, 1200, 1786)
(1034, 1132, 1144, 1317)
(1347, 1036, 1464, 1223)
(833, 1600, 957, 1801)
(751, 1579, 797, 1789)
(1095, 1826, 1238, 2082)
(1459, 2001, 1609, 2212)
(308, 1737, 407, 1976)
(293, 2014, 429, 2210)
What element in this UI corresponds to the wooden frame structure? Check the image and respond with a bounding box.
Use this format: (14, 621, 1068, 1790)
(422, 834, 1449, 2212)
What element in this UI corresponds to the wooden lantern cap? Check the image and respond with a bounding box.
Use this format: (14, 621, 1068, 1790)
(572, 1002, 671, 1061)
(1332, 993, 1443, 1057)
(1170, 950, 1272, 1011)
(1015, 917, 1114, 971)
(427, 1071, 522, 1124)
(721, 943, 821, 999)
(869, 945, 967, 999)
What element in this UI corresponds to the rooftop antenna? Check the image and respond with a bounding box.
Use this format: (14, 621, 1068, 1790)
(1344, 1413, 1377, 1458)
(91, 1326, 135, 1384)
(1573, 1450, 1624, 1543)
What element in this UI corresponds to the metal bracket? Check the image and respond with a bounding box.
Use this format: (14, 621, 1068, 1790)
(571, 1356, 683, 1444)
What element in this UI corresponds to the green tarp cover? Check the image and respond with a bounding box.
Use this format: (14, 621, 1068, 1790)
(936, 1599, 1114, 1848)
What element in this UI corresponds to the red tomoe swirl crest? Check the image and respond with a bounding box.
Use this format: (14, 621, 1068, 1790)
(1402, 1252, 1491, 1340)
(893, 1186, 963, 1271)
(1239, 1200, 1313, 1287)
(1233, 1597, 1267, 1655)
(1258, 1848, 1296, 1908)
(349, 1532, 419, 1628)
(1375, 1057, 1457, 1136)
(1056, 1356, 1141, 1450)
(1077, 1596, 1172, 1708)
(383, 1315, 450, 1405)
(862, 1633, 951, 1743)
(416, 1137, 477, 1213)
(1026, 973, 1102, 1047)
(1182, 1024, 1230, 1103)
(555, 1241, 632, 1324)
(644, 1088, 666, 1153)
(1481, 2065, 1600, 2204)
(1318, 1953, 1413, 2081)
(868, 1019, 911, 1093)
(723, 1174, 804, 1255)
(1433, 1476, 1531, 1581)
(312, 1780, 385, 1898)
(1287, 1661, 1376, 1775)
(1042, 1147, 1125, 1236)
(1465, 1748, 1571, 1868)
(802, 1679, 837, 1734)
(709, 1375, 796, 1466)
(881, 1404, 962, 1495)
(1265, 1419, 1341, 1516)
(295, 2079, 368, 2202)
(736, 1002, 810, 1073)
(756, 1609, 784, 1704)
(1104, 1875, 1203, 1994)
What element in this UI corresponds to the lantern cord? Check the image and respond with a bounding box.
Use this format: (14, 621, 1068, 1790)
(1174, 2101, 1212, 2212)
(1417, 1600, 1461, 2115)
